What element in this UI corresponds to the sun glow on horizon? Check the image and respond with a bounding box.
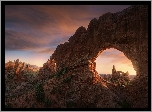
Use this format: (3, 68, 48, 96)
(95, 48, 136, 75)
(5, 50, 50, 67)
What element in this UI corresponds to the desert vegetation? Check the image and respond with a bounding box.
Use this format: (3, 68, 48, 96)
(5, 59, 134, 108)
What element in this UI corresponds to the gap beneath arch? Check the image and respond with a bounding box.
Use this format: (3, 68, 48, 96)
(95, 48, 136, 80)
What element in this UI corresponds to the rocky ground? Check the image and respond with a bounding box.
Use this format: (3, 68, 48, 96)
(5, 5, 148, 108)
(5, 59, 133, 108)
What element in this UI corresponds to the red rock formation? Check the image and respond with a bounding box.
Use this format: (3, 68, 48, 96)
(112, 65, 116, 74)
(5, 5, 148, 108)
(39, 5, 148, 108)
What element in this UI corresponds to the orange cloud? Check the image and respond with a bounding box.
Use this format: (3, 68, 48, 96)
(5, 29, 53, 50)
(31, 47, 55, 55)
(5, 5, 130, 52)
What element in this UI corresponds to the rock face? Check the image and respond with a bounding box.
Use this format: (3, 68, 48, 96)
(110, 65, 130, 86)
(38, 5, 148, 108)
(52, 5, 148, 77)
(6, 5, 148, 108)
(112, 65, 116, 75)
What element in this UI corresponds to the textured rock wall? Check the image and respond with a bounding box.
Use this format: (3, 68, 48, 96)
(51, 5, 148, 78)
(45, 5, 148, 108)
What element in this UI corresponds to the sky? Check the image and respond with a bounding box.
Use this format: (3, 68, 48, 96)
(5, 5, 136, 75)
(95, 48, 136, 75)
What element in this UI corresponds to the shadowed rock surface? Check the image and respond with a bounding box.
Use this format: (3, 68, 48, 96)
(5, 5, 148, 108)
(42, 5, 148, 108)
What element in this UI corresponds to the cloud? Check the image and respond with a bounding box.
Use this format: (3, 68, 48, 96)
(5, 5, 91, 36)
(5, 5, 130, 52)
(5, 5, 132, 69)
(5, 29, 38, 50)
(5, 6, 60, 36)
(5, 5, 90, 51)
(5, 29, 54, 50)
(37, 48, 54, 54)
(5, 5, 130, 35)
(31, 47, 55, 54)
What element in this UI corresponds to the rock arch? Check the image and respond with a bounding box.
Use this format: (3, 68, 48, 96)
(49, 5, 148, 108)
(52, 5, 148, 79)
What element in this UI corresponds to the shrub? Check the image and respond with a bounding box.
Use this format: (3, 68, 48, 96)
(44, 98, 51, 107)
(66, 101, 77, 108)
(35, 83, 45, 102)
(118, 99, 131, 108)
(66, 90, 75, 97)
(25, 95, 28, 102)
(7, 74, 14, 80)
(63, 75, 72, 83)
(114, 98, 131, 108)
(30, 104, 35, 108)
(53, 67, 69, 79)
(31, 80, 38, 86)
(5, 103, 12, 108)
(50, 87, 56, 94)
(61, 67, 68, 75)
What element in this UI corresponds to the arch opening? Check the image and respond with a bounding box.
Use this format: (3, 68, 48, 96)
(94, 48, 136, 83)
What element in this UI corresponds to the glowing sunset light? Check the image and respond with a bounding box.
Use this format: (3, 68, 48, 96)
(95, 48, 136, 75)
(5, 5, 131, 69)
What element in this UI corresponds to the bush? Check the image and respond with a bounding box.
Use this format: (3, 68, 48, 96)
(31, 80, 38, 86)
(5, 103, 12, 108)
(30, 104, 35, 108)
(7, 74, 14, 80)
(63, 75, 72, 83)
(50, 87, 56, 94)
(35, 83, 45, 102)
(44, 98, 51, 107)
(66, 101, 77, 108)
(25, 94, 29, 102)
(114, 97, 131, 108)
(119, 99, 131, 108)
(53, 67, 69, 79)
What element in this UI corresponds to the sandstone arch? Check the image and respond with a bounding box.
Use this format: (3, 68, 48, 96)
(52, 5, 148, 78)
(49, 5, 148, 108)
